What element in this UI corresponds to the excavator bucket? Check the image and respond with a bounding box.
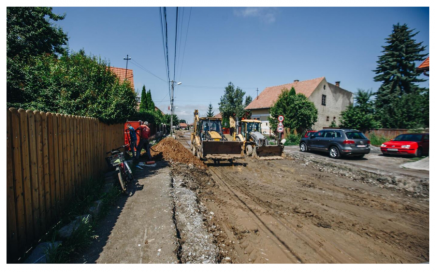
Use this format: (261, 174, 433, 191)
(253, 145, 284, 160)
(202, 141, 244, 160)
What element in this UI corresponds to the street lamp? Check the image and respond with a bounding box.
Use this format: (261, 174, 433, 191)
(170, 81, 182, 136)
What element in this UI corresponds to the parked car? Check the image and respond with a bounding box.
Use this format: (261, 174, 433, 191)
(303, 130, 317, 139)
(380, 133, 429, 157)
(299, 129, 371, 159)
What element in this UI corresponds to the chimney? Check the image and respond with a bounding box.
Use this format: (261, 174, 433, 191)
(335, 81, 340, 87)
(294, 79, 299, 83)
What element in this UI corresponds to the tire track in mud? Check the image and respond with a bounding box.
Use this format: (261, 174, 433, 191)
(208, 166, 303, 263)
(209, 166, 354, 263)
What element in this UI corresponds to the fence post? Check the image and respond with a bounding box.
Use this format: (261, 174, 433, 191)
(35, 111, 46, 235)
(41, 112, 51, 226)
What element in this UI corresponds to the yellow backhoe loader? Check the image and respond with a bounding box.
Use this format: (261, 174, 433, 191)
(236, 119, 284, 160)
(190, 110, 244, 164)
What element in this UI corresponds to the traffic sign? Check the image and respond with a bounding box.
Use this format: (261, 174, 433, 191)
(278, 115, 284, 122)
(277, 126, 284, 133)
(278, 123, 284, 128)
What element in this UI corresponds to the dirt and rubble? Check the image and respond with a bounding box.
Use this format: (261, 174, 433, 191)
(150, 137, 206, 169)
(167, 135, 429, 263)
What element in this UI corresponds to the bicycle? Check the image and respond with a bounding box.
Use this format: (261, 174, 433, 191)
(105, 145, 134, 194)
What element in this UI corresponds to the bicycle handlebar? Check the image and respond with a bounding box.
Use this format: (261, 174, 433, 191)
(106, 144, 129, 155)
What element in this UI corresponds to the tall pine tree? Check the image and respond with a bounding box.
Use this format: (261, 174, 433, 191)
(373, 23, 428, 128)
(139, 85, 147, 112)
(207, 103, 214, 117)
(147, 90, 155, 111)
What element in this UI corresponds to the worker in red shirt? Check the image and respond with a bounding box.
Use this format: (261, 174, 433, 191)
(136, 120, 152, 161)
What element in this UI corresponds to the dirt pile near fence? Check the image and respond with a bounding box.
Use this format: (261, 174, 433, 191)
(150, 137, 206, 169)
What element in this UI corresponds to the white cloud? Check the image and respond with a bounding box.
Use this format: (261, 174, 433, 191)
(233, 7, 278, 24)
(155, 103, 214, 124)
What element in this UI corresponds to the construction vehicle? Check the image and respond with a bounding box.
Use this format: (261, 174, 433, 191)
(236, 119, 284, 160)
(190, 110, 244, 163)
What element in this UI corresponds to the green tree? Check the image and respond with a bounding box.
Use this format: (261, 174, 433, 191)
(373, 23, 428, 128)
(179, 119, 187, 124)
(268, 87, 317, 134)
(139, 85, 148, 112)
(147, 90, 155, 111)
(218, 82, 246, 119)
(207, 103, 214, 117)
(164, 114, 179, 126)
(339, 89, 380, 133)
(7, 50, 137, 124)
(8, 7, 69, 104)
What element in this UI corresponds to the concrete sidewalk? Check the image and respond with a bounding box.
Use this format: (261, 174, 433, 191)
(77, 162, 179, 263)
(401, 157, 429, 171)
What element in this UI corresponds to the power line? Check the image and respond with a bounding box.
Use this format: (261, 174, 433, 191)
(179, 84, 257, 90)
(173, 7, 179, 81)
(179, 7, 192, 81)
(130, 59, 167, 83)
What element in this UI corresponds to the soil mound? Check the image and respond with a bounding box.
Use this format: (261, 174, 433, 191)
(151, 137, 206, 169)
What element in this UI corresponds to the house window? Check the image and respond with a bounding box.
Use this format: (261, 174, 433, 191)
(322, 95, 326, 106)
(326, 116, 329, 122)
(323, 85, 326, 90)
(333, 116, 336, 121)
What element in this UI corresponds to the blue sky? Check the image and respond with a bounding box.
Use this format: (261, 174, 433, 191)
(51, 7, 429, 123)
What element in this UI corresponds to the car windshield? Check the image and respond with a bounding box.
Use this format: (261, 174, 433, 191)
(345, 132, 366, 139)
(247, 122, 261, 133)
(393, 134, 422, 141)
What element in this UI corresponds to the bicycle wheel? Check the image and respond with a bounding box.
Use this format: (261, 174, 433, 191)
(124, 161, 134, 183)
(116, 166, 127, 193)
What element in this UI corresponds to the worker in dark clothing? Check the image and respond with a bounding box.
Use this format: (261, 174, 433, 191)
(136, 120, 152, 160)
(127, 123, 137, 157)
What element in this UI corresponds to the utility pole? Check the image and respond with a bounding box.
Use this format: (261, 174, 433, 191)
(170, 80, 175, 137)
(256, 88, 259, 99)
(123, 54, 131, 80)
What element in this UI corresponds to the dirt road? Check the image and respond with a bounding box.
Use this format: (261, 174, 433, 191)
(174, 131, 429, 263)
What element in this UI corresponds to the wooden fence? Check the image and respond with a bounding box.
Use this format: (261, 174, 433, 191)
(7, 108, 124, 262)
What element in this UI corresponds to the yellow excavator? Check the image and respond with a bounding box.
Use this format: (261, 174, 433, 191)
(236, 119, 284, 160)
(190, 110, 244, 164)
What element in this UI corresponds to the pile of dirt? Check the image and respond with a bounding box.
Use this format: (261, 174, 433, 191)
(150, 137, 206, 169)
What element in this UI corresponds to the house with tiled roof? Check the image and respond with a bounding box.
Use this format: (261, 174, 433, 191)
(109, 67, 134, 89)
(416, 57, 429, 76)
(245, 77, 353, 133)
(213, 112, 222, 118)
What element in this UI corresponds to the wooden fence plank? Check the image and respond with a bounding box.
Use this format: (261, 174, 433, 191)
(63, 115, 70, 205)
(53, 114, 60, 216)
(19, 109, 34, 245)
(65, 115, 72, 201)
(27, 110, 41, 239)
(35, 111, 46, 235)
(42, 112, 51, 225)
(72, 116, 78, 194)
(10, 108, 26, 253)
(57, 114, 64, 210)
(7, 109, 18, 262)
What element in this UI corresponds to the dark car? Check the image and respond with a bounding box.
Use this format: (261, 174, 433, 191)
(380, 133, 429, 157)
(299, 129, 371, 159)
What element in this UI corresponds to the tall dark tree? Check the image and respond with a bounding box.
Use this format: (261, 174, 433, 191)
(373, 23, 428, 128)
(147, 90, 155, 111)
(207, 103, 214, 117)
(139, 85, 147, 112)
(339, 89, 380, 133)
(242, 95, 253, 119)
(218, 82, 246, 119)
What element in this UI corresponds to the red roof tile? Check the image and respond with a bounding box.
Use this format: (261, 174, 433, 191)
(109, 67, 134, 89)
(245, 77, 325, 110)
(213, 112, 222, 118)
(417, 57, 429, 70)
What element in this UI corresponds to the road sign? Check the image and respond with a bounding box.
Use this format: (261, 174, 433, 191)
(278, 123, 284, 128)
(278, 115, 284, 122)
(277, 126, 284, 133)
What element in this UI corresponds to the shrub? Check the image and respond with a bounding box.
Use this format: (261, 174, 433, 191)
(369, 133, 389, 146)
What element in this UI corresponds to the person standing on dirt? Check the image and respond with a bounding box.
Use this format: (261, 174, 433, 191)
(136, 120, 152, 161)
(127, 123, 138, 157)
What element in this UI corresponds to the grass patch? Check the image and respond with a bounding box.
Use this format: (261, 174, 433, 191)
(284, 133, 302, 146)
(41, 176, 121, 263)
(369, 133, 389, 146)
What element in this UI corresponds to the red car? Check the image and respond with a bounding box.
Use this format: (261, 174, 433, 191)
(380, 133, 429, 157)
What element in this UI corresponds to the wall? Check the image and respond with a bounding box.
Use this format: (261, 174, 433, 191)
(250, 108, 272, 134)
(308, 79, 353, 130)
(7, 108, 124, 262)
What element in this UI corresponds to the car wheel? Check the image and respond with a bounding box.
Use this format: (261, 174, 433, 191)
(300, 142, 307, 152)
(415, 148, 422, 157)
(329, 146, 341, 159)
